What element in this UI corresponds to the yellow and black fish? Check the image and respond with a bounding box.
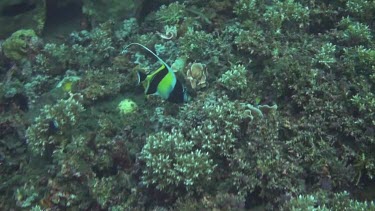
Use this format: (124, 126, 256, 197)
(125, 43, 188, 103)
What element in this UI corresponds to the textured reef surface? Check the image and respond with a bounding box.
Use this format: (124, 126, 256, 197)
(0, 0, 374, 210)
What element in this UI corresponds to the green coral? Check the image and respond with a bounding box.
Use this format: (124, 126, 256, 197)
(141, 129, 215, 192)
(234, 25, 272, 57)
(340, 46, 375, 77)
(68, 26, 115, 67)
(145, 94, 282, 205)
(178, 27, 226, 64)
(219, 64, 248, 91)
(15, 183, 39, 208)
(90, 177, 115, 207)
(263, 0, 309, 34)
(174, 193, 245, 210)
(233, 0, 262, 19)
(47, 132, 136, 208)
(155, 2, 186, 25)
(313, 42, 337, 69)
(283, 191, 375, 210)
(114, 18, 139, 41)
(186, 95, 265, 156)
(26, 93, 85, 156)
(282, 194, 319, 211)
(89, 172, 134, 209)
(78, 67, 125, 103)
(232, 0, 311, 64)
(2, 29, 37, 61)
(234, 0, 309, 34)
(338, 17, 373, 45)
(34, 24, 116, 71)
(31, 205, 43, 211)
(34, 43, 69, 75)
(345, 0, 375, 21)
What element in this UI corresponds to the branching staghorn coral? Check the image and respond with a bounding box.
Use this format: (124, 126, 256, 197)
(26, 93, 85, 156)
(141, 129, 215, 192)
(142, 94, 281, 202)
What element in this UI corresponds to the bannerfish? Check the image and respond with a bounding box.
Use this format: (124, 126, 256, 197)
(124, 43, 188, 103)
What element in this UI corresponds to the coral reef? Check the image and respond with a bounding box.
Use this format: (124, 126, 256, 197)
(0, 0, 374, 210)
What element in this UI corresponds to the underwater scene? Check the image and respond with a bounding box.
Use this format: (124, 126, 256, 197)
(0, 0, 374, 210)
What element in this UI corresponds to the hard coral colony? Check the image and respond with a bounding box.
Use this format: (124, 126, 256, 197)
(0, 0, 374, 210)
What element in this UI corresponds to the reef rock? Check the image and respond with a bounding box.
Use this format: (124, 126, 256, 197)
(0, 0, 46, 38)
(82, 0, 144, 24)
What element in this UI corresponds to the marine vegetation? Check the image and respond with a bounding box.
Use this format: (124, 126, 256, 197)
(0, 0, 374, 210)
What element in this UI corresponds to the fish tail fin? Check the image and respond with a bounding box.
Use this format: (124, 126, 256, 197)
(137, 71, 147, 85)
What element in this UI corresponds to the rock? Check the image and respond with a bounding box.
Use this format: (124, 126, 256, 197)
(0, 0, 46, 38)
(82, 0, 144, 24)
